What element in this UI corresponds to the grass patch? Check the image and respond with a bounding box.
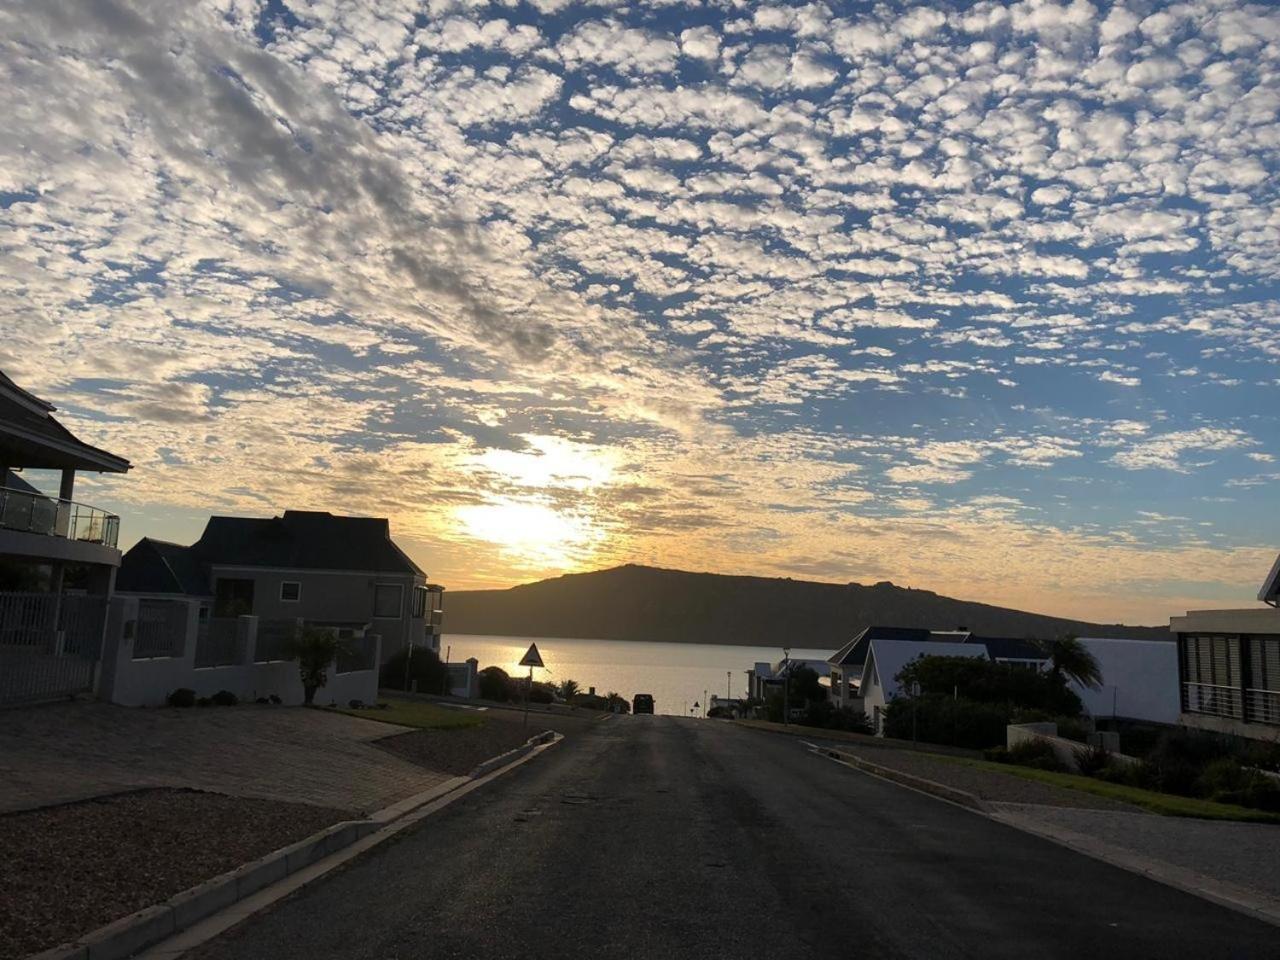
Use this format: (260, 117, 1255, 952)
(936, 754, 1280, 823)
(333, 699, 484, 731)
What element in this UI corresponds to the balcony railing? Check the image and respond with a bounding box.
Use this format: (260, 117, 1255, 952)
(1182, 682, 1244, 720)
(0, 486, 120, 549)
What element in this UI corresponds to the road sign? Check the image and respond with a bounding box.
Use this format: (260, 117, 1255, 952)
(519, 643, 544, 669)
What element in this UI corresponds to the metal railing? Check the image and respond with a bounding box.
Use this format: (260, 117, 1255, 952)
(1246, 689, 1280, 726)
(0, 486, 120, 548)
(133, 599, 186, 659)
(335, 634, 377, 674)
(0, 591, 106, 703)
(195, 618, 241, 668)
(1182, 682, 1244, 719)
(254, 619, 299, 663)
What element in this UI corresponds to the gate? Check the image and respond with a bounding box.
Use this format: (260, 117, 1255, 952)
(0, 592, 108, 704)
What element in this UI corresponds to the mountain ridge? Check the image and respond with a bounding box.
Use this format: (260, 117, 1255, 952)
(442, 564, 1170, 647)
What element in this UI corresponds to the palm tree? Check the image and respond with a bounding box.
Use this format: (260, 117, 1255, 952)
(1039, 635, 1103, 690)
(557, 678, 580, 702)
(605, 691, 625, 713)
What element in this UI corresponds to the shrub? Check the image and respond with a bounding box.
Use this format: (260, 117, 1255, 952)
(984, 746, 1011, 763)
(196, 696, 213, 707)
(1072, 742, 1111, 776)
(1006, 737, 1065, 772)
(1195, 758, 1280, 811)
(708, 705, 734, 719)
(167, 687, 196, 708)
(285, 626, 347, 706)
(883, 695, 1010, 749)
(211, 690, 238, 707)
(380, 646, 449, 695)
(478, 666, 515, 702)
(896, 656, 1083, 717)
(528, 683, 554, 704)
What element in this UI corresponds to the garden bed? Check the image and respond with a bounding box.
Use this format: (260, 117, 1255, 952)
(0, 789, 349, 959)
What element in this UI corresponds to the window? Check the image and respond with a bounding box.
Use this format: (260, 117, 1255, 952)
(213, 578, 254, 617)
(280, 581, 301, 603)
(374, 583, 403, 618)
(412, 585, 428, 618)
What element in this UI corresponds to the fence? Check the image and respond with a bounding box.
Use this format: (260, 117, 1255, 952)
(336, 634, 378, 674)
(0, 591, 108, 703)
(254, 619, 299, 663)
(133, 599, 187, 659)
(1182, 681, 1244, 720)
(195, 617, 241, 668)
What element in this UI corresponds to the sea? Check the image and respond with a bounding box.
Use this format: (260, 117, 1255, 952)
(439, 633, 835, 716)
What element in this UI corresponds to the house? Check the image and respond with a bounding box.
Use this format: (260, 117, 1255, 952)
(1070, 637, 1180, 725)
(117, 510, 444, 662)
(1170, 553, 1280, 741)
(858, 639, 988, 734)
(828, 626, 1050, 710)
(0, 370, 130, 703)
(746, 657, 832, 701)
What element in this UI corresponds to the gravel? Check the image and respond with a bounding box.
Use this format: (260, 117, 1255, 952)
(0, 789, 349, 959)
(820, 742, 1141, 810)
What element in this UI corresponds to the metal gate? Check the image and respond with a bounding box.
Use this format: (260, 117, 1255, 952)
(0, 592, 107, 704)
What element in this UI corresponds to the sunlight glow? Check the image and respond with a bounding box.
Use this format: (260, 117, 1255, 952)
(454, 500, 609, 569)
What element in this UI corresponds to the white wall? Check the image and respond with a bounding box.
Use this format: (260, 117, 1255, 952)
(1071, 638, 1179, 725)
(100, 597, 380, 707)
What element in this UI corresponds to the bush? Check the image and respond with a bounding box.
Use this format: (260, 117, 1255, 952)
(478, 666, 515, 702)
(800, 700, 873, 733)
(1073, 742, 1111, 776)
(708, 705, 734, 719)
(167, 688, 196, 708)
(196, 696, 213, 707)
(380, 646, 449, 695)
(984, 746, 1011, 763)
(1195, 758, 1280, 811)
(211, 690, 238, 707)
(1006, 737, 1065, 772)
(883, 696, 1011, 749)
(896, 656, 1083, 717)
(528, 683, 554, 704)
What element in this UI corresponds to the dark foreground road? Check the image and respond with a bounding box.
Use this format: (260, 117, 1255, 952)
(191, 718, 1278, 960)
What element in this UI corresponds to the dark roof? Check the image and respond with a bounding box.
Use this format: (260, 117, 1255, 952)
(117, 511, 426, 596)
(194, 511, 424, 575)
(828, 626, 940, 667)
(0, 370, 130, 473)
(1260, 553, 1280, 605)
(117, 538, 212, 596)
(1, 470, 43, 496)
(970, 635, 1048, 661)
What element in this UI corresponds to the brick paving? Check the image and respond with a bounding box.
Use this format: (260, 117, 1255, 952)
(0, 701, 454, 816)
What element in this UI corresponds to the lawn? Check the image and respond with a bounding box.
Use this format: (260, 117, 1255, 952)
(938, 755, 1280, 824)
(333, 699, 484, 731)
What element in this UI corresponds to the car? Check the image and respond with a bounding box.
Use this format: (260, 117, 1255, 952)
(632, 693, 655, 715)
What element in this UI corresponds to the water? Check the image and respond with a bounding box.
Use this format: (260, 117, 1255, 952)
(440, 633, 835, 716)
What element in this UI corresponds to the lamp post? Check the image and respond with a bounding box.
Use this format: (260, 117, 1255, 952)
(782, 647, 791, 726)
(726, 670, 732, 701)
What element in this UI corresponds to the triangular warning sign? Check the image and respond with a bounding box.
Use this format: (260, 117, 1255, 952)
(518, 643, 544, 668)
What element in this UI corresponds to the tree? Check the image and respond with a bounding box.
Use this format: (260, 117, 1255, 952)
(604, 691, 628, 714)
(478, 666, 514, 701)
(1039, 635, 1103, 690)
(380, 645, 448, 694)
(557, 678, 580, 701)
(287, 626, 346, 706)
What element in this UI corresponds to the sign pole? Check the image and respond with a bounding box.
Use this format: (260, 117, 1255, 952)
(517, 643, 544, 730)
(524, 663, 531, 728)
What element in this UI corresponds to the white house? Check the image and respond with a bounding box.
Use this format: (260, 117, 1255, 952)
(1070, 637, 1180, 725)
(859, 639, 988, 735)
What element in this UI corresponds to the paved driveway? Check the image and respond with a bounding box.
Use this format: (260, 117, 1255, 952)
(0, 701, 452, 815)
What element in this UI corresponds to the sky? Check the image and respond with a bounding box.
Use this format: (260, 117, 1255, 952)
(1, 0, 1278, 626)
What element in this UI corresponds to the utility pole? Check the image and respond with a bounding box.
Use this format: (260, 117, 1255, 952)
(782, 647, 791, 726)
(703, 689, 708, 717)
(726, 670, 732, 700)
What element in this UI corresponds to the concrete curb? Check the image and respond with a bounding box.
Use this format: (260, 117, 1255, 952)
(813, 744, 988, 812)
(28, 731, 558, 960)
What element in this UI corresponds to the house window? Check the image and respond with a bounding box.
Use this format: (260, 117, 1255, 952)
(374, 583, 403, 618)
(412, 585, 428, 618)
(280, 581, 301, 603)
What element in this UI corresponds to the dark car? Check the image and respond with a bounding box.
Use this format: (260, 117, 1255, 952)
(632, 693, 655, 715)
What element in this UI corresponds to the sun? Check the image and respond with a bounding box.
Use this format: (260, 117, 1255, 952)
(454, 500, 607, 568)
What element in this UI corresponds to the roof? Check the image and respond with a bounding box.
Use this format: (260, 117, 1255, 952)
(970, 635, 1048, 661)
(1260, 553, 1280, 605)
(828, 626, 935, 666)
(116, 538, 213, 596)
(861, 640, 987, 700)
(0, 370, 130, 473)
(118, 510, 426, 595)
(195, 511, 425, 576)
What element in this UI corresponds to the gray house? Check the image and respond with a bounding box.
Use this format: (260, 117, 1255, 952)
(117, 510, 444, 662)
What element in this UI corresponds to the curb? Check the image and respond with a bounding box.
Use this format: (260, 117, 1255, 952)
(29, 731, 558, 960)
(812, 744, 988, 812)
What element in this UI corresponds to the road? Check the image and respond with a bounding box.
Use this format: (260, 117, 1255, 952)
(191, 717, 1278, 959)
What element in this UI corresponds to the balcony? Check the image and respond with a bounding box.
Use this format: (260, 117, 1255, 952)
(0, 486, 120, 549)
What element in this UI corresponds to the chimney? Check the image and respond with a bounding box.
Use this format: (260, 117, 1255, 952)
(589, 686, 596, 696)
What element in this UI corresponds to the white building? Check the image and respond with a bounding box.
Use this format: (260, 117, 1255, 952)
(859, 639, 987, 735)
(1070, 637, 1180, 725)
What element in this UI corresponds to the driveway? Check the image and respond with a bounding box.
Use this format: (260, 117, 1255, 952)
(0, 701, 453, 815)
(187, 716, 1277, 960)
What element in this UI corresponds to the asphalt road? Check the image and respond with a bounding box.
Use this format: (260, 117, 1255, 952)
(191, 717, 1279, 959)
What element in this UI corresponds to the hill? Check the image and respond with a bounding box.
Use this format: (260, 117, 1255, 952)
(442, 564, 1169, 648)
